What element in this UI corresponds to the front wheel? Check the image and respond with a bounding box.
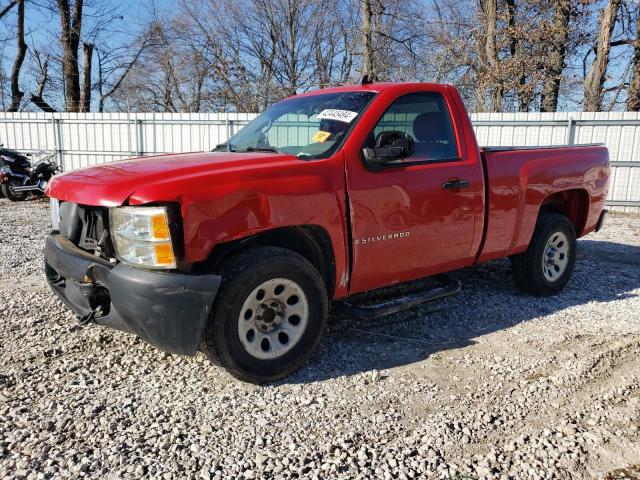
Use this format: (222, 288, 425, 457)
(510, 212, 577, 296)
(1, 178, 28, 201)
(203, 247, 328, 384)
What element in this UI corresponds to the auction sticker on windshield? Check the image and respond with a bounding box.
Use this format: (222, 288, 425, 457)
(317, 109, 358, 123)
(312, 131, 332, 142)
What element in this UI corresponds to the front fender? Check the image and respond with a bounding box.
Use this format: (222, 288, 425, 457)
(128, 154, 351, 297)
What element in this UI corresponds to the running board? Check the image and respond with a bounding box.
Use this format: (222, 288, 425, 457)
(334, 274, 461, 320)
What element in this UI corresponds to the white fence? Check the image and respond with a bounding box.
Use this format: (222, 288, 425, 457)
(0, 111, 638, 212)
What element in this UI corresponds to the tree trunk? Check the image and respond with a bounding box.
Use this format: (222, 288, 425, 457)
(361, 0, 374, 79)
(627, 13, 640, 111)
(80, 42, 93, 112)
(477, 0, 502, 111)
(97, 50, 105, 113)
(505, 0, 530, 112)
(540, 0, 570, 112)
(57, 0, 83, 112)
(584, 0, 620, 112)
(8, 0, 26, 112)
(285, 3, 298, 96)
(34, 52, 48, 98)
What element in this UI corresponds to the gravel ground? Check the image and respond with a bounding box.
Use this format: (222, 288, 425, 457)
(0, 198, 639, 480)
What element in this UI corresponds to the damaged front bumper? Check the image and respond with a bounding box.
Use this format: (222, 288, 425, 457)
(44, 234, 220, 356)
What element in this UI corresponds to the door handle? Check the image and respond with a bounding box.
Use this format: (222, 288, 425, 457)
(442, 179, 470, 190)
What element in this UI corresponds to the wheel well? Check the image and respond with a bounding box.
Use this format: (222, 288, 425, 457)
(194, 226, 336, 298)
(539, 189, 589, 235)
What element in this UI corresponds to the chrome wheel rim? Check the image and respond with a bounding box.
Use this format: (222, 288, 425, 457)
(542, 231, 569, 282)
(238, 278, 309, 360)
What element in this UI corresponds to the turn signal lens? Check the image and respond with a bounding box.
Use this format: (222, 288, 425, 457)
(154, 243, 175, 266)
(151, 213, 171, 240)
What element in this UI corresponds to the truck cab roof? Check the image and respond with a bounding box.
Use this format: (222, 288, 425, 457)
(295, 82, 455, 98)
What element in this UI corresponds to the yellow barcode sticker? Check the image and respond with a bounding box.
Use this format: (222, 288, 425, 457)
(312, 131, 332, 143)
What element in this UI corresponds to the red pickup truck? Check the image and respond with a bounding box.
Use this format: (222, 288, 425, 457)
(44, 82, 610, 383)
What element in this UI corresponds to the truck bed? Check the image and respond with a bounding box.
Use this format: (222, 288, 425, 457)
(477, 144, 610, 263)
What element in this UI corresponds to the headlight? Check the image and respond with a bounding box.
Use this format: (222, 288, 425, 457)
(109, 206, 177, 269)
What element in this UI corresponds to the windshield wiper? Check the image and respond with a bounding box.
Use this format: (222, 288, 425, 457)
(244, 146, 281, 153)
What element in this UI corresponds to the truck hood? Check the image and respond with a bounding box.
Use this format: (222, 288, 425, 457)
(46, 151, 298, 206)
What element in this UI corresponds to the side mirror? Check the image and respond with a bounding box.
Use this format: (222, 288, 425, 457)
(362, 131, 415, 165)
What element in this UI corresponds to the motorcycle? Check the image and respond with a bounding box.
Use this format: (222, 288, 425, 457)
(0, 145, 59, 201)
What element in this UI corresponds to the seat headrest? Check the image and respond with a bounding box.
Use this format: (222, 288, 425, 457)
(413, 112, 446, 142)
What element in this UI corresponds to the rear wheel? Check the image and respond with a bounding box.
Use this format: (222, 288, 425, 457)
(1, 178, 28, 201)
(510, 213, 577, 296)
(203, 247, 328, 384)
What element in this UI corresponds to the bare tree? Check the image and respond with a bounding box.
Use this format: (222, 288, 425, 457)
(424, 0, 585, 112)
(57, 0, 83, 112)
(108, 15, 206, 112)
(30, 49, 56, 112)
(7, 0, 638, 114)
(96, 37, 150, 112)
(505, 0, 530, 111)
(421, 0, 477, 103)
(361, 0, 375, 78)
(176, 0, 345, 111)
(584, 0, 621, 111)
(79, 42, 92, 112)
(8, 0, 25, 111)
(476, 0, 502, 112)
(627, 6, 640, 110)
(312, 2, 357, 87)
(540, 0, 571, 112)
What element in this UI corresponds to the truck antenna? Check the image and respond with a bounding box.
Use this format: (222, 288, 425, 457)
(361, 74, 377, 85)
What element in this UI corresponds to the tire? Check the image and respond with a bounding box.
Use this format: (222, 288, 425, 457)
(203, 246, 328, 384)
(510, 212, 577, 296)
(1, 178, 28, 201)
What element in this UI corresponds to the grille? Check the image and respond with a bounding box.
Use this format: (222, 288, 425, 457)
(59, 202, 115, 259)
(77, 207, 104, 251)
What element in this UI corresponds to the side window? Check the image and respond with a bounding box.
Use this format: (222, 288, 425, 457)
(366, 92, 458, 164)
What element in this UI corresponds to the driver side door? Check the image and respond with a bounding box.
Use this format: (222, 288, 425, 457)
(345, 89, 484, 294)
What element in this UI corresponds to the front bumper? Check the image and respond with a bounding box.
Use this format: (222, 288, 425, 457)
(44, 234, 221, 355)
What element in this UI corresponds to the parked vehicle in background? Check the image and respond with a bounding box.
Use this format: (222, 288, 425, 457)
(44, 82, 610, 383)
(0, 146, 59, 201)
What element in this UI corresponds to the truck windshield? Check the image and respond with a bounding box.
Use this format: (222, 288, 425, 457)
(220, 91, 376, 159)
